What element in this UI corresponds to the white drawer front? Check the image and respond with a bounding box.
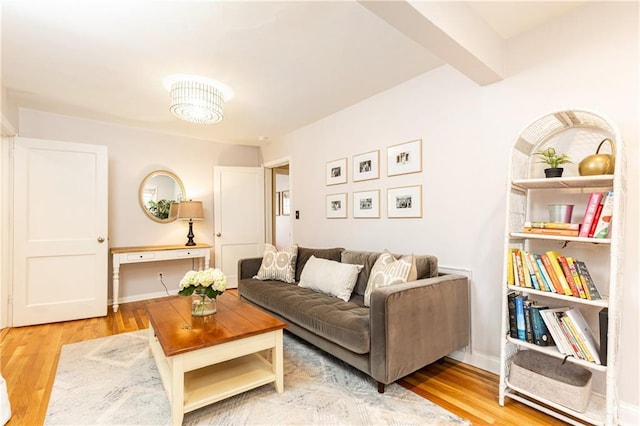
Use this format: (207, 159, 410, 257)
(176, 249, 205, 258)
(127, 252, 156, 261)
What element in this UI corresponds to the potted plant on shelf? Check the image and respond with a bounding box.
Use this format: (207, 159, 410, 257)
(533, 147, 571, 178)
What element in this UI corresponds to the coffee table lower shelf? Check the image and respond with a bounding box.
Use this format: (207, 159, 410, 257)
(148, 324, 284, 425)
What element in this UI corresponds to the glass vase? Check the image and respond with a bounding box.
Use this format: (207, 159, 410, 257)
(191, 290, 217, 316)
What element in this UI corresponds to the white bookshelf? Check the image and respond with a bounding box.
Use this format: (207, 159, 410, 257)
(498, 109, 626, 425)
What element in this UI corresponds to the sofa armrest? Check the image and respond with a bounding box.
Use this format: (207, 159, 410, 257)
(369, 273, 470, 385)
(238, 257, 264, 280)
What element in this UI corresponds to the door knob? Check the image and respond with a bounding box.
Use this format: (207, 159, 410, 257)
(97, 237, 105, 243)
(216, 233, 222, 237)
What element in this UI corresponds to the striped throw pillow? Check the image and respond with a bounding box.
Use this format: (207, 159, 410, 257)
(364, 250, 417, 307)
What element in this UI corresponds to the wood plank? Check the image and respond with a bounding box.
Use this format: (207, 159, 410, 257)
(1, 291, 569, 426)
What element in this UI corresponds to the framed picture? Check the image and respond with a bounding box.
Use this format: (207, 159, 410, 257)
(387, 185, 422, 218)
(387, 139, 422, 176)
(326, 193, 347, 219)
(275, 191, 281, 216)
(352, 150, 379, 182)
(326, 158, 347, 186)
(281, 190, 290, 216)
(353, 190, 380, 218)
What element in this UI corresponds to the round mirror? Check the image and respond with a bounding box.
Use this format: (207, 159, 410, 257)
(139, 170, 185, 223)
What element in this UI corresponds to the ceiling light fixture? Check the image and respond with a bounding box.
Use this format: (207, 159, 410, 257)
(163, 75, 234, 124)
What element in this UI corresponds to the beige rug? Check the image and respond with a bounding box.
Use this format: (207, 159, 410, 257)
(45, 330, 469, 425)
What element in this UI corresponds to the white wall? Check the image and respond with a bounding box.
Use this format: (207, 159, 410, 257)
(17, 109, 261, 302)
(261, 2, 639, 416)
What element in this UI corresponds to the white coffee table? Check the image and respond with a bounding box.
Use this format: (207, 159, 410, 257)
(147, 293, 287, 425)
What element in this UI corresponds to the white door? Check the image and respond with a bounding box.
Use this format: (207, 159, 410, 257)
(213, 166, 265, 288)
(13, 137, 108, 326)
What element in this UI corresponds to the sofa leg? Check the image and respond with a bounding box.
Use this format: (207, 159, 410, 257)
(377, 382, 385, 393)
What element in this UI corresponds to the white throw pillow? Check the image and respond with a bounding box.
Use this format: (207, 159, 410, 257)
(254, 244, 298, 283)
(299, 256, 363, 302)
(364, 250, 417, 307)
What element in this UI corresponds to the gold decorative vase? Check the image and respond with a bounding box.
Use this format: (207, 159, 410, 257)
(579, 138, 615, 176)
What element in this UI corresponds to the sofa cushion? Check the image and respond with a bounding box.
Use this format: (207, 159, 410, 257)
(254, 244, 298, 283)
(341, 250, 381, 296)
(364, 250, 417, 307)
(239, 279, 370, 354)
(295, 246, 344, 282)
(299, 256, 363, 302)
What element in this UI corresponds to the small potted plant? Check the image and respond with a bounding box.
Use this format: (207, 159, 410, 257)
(533, 147, 571, 178)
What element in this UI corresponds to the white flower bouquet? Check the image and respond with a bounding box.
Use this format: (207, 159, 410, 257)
(178, 268, 227, 299)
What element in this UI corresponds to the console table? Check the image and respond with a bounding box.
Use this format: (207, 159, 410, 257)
(110, 244, 211, 312)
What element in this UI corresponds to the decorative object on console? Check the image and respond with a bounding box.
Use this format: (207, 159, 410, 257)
(254, 244, 298, 283)
(139, 170, 185, 223)
(326, 158, 347, 185)
(163, 74, 234, 124)
(177, 200, 204, 246)
(579, 138, 615, 176)
(532, 147, 571, 178)
(352, 150, 380, 182)
(178, 268, 227, 316)
(387, 185, 422, 218)
(387, 139, 422, 176)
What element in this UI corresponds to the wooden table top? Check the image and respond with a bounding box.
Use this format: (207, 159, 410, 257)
(111, 243, 212, 254)
(146, 293, 287, 357)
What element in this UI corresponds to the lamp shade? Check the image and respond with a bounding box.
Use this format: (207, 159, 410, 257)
(177, 201, 204, 221)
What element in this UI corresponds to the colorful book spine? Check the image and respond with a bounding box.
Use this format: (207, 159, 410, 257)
(522, 228, 580, 237)
(557, 255, 580, 297)
(539, 308, 572, 355)
(574, 260, 601, 300)
(519, 250, 532, 288)
(579, 192, 604, 237)
(507, 292, 518, 338)
(566, 257, 587, 299)
(545, 251, 573, 296)
(513, 250, 524, 287)
(515, 295, 528, 340)
(533, 253, 554, 292)
(530, 305, 554, 346)
(528, 253, 547, 292)
(524, 300, 534, 343)
(587, 198, 604, 237)
(541, 254, 564, 293)
(523, 252, 540, 290)
(523, 221, 580, 230)
(506, 249, 515, 286)
(561, 313, 593, 362)
(556, 312, 584, 359)
(593, 191, 614, 238)
(599, 308, 608, 366)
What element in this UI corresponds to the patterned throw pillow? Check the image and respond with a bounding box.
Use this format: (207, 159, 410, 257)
(254, 244, 298, 283)
(364, 250, 417, 307)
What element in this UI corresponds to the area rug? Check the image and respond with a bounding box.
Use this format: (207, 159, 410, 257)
(45, 330, 469, 425)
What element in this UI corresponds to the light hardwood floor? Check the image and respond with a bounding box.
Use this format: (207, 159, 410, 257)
(0, 293, 569, 426)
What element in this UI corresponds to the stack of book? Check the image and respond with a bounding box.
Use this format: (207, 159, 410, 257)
(507, 296, 602, 364)
(522, 221, 580, 237)
(506, 248, 601, 299)
(579, 191, 614, 239)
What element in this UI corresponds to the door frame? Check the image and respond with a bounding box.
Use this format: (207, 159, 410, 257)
(1, 115, 17, 329)
(263, 156, 292, 247)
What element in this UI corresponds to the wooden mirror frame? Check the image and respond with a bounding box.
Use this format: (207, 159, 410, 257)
(139, 170, 186, 223)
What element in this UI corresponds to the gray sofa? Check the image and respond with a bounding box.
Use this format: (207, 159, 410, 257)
(237, 247, 470, 392)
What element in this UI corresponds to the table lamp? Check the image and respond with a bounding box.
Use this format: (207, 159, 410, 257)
(177, 200, 204, 246)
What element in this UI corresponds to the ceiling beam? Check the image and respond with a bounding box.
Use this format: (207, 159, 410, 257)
(359, 1, 505, 86)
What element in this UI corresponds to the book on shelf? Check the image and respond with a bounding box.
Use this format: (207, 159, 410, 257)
(506, 249, 515, 286)
(524, 299, 534, 343)
(507, 292, 518, 338)
(574, 260, 602, 300)
(587, 197, 604, 237)
(533, 253, 554, 292)
(530, 305, 554, 346)
(563, 308, 601, 364)
(544, 251, 574, 296)
(566, 257, 587, 299)
(523, 252, 541, 290)
(522, 227, 580, 237)
(539, 307, 575, 356)
(557, 255, 581, 298)
(540, 254, 565, 293)
(527, 252, 547, 292)
(593, 191, 614, 238)
(579, 192, 604, 238)
(523, 221, 581, 230)
(599, 308, 608, 366)
(557, 313, 588, 360)
(519, 250, 532, 289)
(515, 295, 528, 341)
(560, 313, 593, 361)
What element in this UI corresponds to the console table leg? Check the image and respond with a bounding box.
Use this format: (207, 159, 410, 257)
(112, 264, 120, 313)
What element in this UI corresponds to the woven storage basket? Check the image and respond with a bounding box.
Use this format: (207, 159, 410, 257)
(509, 350, 592, 413)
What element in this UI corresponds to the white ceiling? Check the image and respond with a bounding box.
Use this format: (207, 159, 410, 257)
(1, 1, 587, 146)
